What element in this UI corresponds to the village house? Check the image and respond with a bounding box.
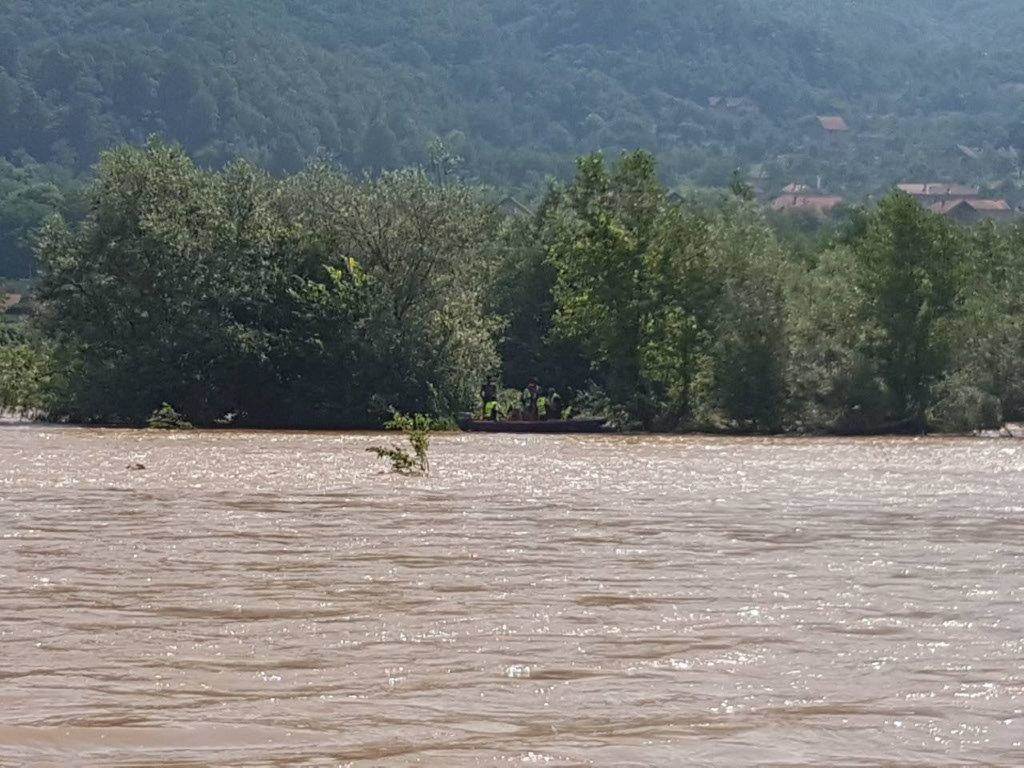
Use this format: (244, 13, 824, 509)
(770, 180, 843, 216)
(897, 182, 980, 206)
(817, 115, 848, 133)
(817, 115, 849, 144)
(770, 193, 844, 217)
(957, 144, 982, 161)
(929, 198, 1014, 224)
(2, 293, 23, 314)
(895, 181, 1014, 223)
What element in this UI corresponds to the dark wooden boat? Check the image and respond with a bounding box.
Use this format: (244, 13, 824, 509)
(457, 413, 608, 434)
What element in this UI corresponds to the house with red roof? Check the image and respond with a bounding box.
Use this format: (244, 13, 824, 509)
(929, 198, 1014, 224)
(817, 116, 849, 133)
(2, 293, 22, 314)
(770, 194, 844, 217)
(897, 182, 980, 205)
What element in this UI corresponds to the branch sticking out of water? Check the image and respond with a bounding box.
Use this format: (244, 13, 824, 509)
(368, 411, 432, 475)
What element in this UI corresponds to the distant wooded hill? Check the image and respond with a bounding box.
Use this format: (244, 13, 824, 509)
(2, 0, 1024, 276)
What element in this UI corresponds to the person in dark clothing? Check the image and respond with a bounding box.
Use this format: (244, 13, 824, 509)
(480, 378, 499, 420)
(523, 377, 541, 421)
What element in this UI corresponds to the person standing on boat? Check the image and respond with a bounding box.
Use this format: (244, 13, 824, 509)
(523, 378, 541, 421)
(481, 378, 500, 421)
(547, 389, 563, 421)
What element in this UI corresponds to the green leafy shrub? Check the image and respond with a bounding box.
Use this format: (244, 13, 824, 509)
(368, 411, 434, 474)
(928, 373, 1002, 434)
(146, 403, 194, 430)
(0, 332, 51, 415)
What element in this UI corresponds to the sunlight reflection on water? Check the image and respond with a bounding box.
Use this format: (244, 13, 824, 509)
(1, 426, 1022, 765)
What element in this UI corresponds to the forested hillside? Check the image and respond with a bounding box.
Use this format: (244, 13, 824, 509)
(2, 0, 1024, 276)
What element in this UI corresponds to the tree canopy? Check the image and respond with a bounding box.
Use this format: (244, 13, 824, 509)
(33, 142, 499, 426)
(8, 142, 1021, 435)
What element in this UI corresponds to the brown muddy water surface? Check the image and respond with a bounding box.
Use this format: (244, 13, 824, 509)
(1, 426, 1023, 766)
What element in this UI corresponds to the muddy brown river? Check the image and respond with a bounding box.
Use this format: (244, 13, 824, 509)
(1, 426, 1022, 766)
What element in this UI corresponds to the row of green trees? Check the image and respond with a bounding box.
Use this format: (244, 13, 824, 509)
(30, 142, 499, 426)
(7, 143, 1024, 432)
(498, 152, 1024, 433)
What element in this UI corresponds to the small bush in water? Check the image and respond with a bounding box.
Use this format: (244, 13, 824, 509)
(147, 403, 194, 430)
(368, 411, 433, 474)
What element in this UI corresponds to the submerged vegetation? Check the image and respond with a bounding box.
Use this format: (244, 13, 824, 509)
(8, 141, 1024, 434)
(369, 412, 433, 475)
(146, 403, 194, 430)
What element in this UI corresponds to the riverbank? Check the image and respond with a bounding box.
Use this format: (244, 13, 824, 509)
(975, 422, 1024, 439)
(4, 412, 1024, 439)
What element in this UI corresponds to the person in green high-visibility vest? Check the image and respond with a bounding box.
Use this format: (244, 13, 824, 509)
(480, 378, 500, 421)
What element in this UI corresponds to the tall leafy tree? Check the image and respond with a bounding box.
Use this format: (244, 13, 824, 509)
(545, 152, 789, 429)
(546, 151, 664, 418)
(851, 192, 964, 429)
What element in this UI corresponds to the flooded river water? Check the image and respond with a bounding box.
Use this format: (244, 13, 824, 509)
(1, 426, 1022, 766)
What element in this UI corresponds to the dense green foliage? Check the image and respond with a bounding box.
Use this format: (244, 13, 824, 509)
(0, 322, 50, 414)
(0, 158, 83, 277)
(3, 1, 1024, 278)
(539, 152, 791, 430)
(34, 142, 498, 426)
(25, 143, 1024, 433)
(146, 403, 194, 430)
